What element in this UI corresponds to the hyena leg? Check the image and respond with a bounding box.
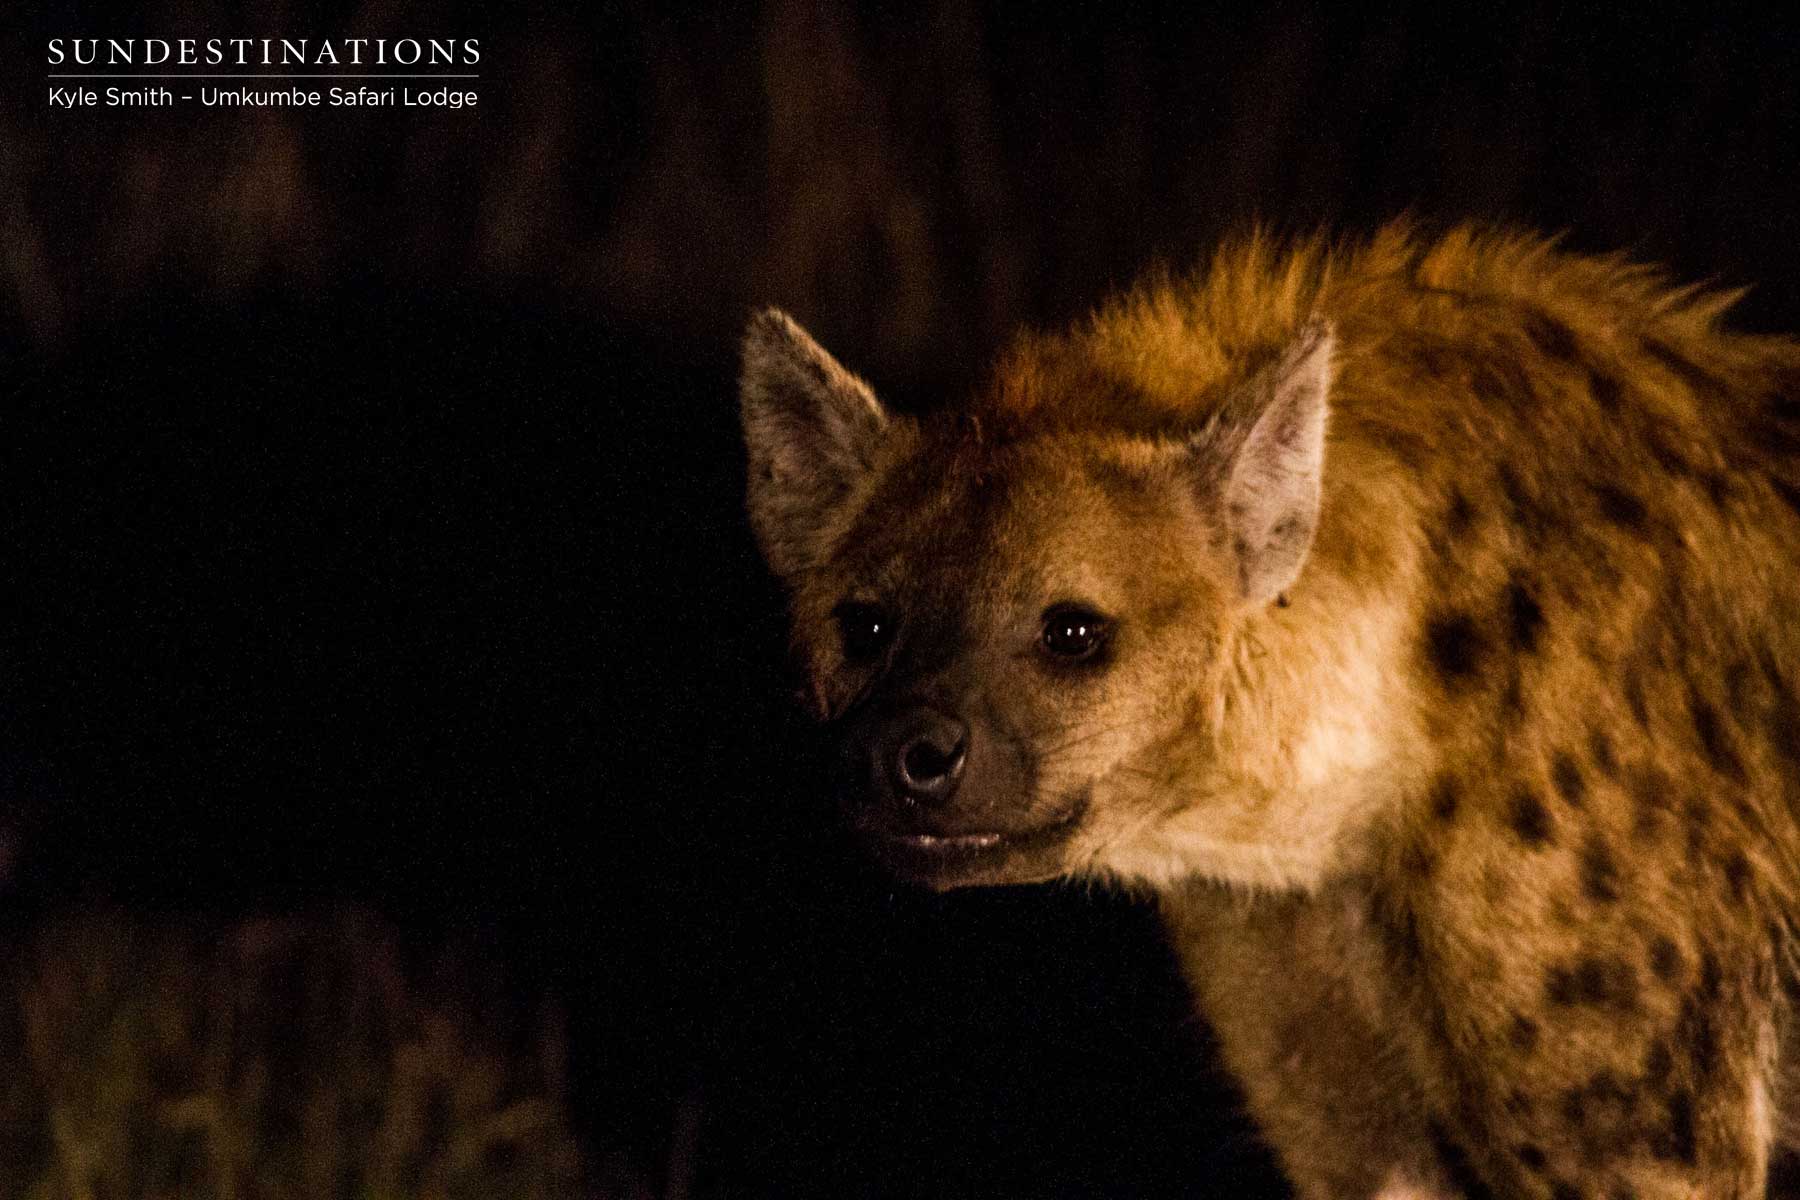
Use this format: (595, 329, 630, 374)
(1408, 901, 1783, 1197)
(1428, 1015, 1778, 1199)
(1161, 884, 1452, 1200)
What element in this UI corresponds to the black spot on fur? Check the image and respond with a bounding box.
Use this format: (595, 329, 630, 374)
(1592, 482, 1649, 530)
(1757, 944, 1779, 996)
(1524, 310, 1579, 360)
(1648, 936, 1682, 984)
(1500, 667, 1527, 726)
(1588, 956, 1638, 1009)
(1402, 335, 1455, 377)
(1546, 964, 1577, 1006)
(1652, 1088, 1698, 1165)
(1371, 426, 1429, 470)
(1631, 804, 1665, 844)
(1445, 487, 1476, 538)
(1508, 1013, 1540, 1053)
(1723, 850, 1752, 900)
(1565, 1072, 1639, 1164)
(1471, 362, 1507, 402)
(1515, 1143, 1548, 1173)
(1762, 414, 1800, 458)
(1431, 777, 1460, 823)
(1551, 751, 1585, 806)
(1681, 791, 1708, 832)
(1761, 641, 1790, 687)
(1645, 338, 1724, 397)
(1624, 671, 1650, 728)
(1679, 994, 1720, 1083)
(1474, 356, 1540, 409)
(1627, 766, 1672, 818)
(1644, 1038, 1673, 1085)
(1644, 426, 1695, 479)
(1585, 1068, 1631, 1109)
(1548, 955, 1638, 1010)
(1685, 803, 1709, 864)
(1702, 471, 1733, 509)
(1372, 893, 1424, 969)
(1550, 1182, 1580, 1200)
(1587, 728, 1618, 778)
(1509, 787, 1553, 847)
(1769, 680, 1800, 768)
(1772, 378, 1800, 424)
(1425, 612, 1486, 686)
(1400, 841, 1435, 879)
(1610, 1185, 1638, 1200)
(1587, 367, 1624, 413)
(1725, 657, 1755, 716)
(1497, 463, 1555, 538)
(1580, 834, 1621, 903)
(1429, 1122, 1497, 1200)
(1506, 576, 1545, 653)
(1698, 949, 1722, 1001)
(1688, 694, 1748, 783)
(1774, 476, 1800, 522)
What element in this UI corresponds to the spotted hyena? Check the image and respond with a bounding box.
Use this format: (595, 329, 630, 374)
(737, 224, 1800, 1198)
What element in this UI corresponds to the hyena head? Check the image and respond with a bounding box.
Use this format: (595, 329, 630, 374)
(739, 308, 1335, 891)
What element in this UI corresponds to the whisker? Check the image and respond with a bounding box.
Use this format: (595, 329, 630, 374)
(1038, 722, 1136, 758)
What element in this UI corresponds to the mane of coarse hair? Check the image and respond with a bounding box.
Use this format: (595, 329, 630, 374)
(979, 220, 1750, 434)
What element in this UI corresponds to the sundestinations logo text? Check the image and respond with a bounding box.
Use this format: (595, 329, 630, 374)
(48, 38, 480, 67)
(46, 37, 482, 112)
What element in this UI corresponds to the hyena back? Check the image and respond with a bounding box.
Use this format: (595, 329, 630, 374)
(738, 224, 1800, 1198)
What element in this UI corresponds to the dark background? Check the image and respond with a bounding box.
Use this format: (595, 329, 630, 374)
(5, 4, 1800, 1197)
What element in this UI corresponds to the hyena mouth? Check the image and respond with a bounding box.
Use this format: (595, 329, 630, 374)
(858, 795, 1088, 885)
(880, 828, 1006, 853)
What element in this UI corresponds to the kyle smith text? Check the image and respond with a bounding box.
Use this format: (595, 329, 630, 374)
(50, 86, 174, 107)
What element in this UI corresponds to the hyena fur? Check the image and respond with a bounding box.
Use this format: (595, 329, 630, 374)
(738, 223, 1800, 1199)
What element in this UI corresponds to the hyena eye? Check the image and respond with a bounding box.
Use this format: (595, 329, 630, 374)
(833, 602, 894, 663)
(1040, 604, 1110, 661)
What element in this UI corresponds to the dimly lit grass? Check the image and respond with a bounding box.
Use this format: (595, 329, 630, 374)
(0, 907, 597, 1199)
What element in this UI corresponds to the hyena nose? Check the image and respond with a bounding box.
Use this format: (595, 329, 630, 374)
(889, 708, 969, 806)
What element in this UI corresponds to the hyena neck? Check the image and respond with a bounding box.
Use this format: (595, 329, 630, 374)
(1093, 471, 1433, 896)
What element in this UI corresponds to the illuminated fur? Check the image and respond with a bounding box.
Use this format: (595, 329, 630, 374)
(742, 224, 1800, 1197)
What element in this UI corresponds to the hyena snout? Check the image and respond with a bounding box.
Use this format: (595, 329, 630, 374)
(878, 706, 969, 807)
(844, 699, 1076, 888)
(847, 701, 1039, 836)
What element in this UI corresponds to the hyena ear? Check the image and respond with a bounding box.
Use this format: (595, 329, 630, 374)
(739, 308, 893, 582)
(1188, 319, 1334, 606)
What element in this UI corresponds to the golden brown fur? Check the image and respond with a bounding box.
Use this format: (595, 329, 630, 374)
(739, 223, 1800, 1198)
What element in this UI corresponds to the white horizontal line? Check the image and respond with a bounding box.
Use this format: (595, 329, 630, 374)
(49, 74, 479, 79)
